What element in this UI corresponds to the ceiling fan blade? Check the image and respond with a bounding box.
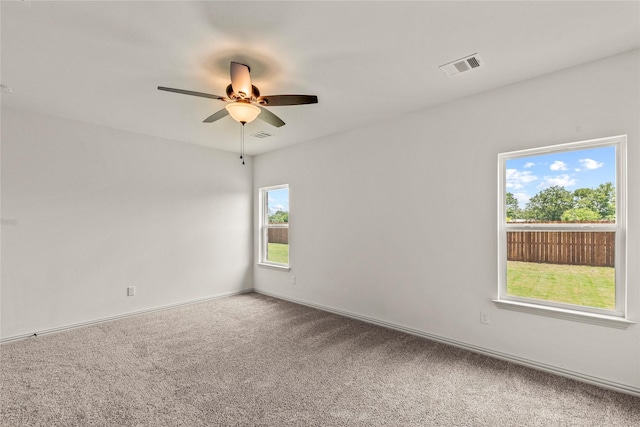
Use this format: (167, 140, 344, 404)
(257, 94, 318, 106)
(203, 108, 229, 123)
(230, 62, 252, 99)
(158, 86, 227, 101)
(257, 106, 285, 128)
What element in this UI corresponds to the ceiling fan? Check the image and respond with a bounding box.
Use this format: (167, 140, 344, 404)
(158, 61, 318, 128)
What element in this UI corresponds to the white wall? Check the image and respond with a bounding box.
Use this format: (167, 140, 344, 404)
(1, 107, 253, 339)
(253, 50, 640, 393)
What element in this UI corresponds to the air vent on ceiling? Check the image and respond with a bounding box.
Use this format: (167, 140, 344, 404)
(439, 53, 483, 77)
(251, 131, 273, 139)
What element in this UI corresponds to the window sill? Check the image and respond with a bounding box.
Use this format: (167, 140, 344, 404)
(492, 299, 635, 329)
(257, 262, 291, 272)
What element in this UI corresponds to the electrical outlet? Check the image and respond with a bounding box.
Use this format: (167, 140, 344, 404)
(480, 311, 490, 325)
(291, 276, 297, 284)
(127, 286, 136, 296)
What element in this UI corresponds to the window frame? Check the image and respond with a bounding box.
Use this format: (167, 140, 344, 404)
(258, 184, 290, 270)
(495, 135, 631, 326)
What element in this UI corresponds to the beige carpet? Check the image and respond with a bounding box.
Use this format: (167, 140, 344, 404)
(1, 293, 638, 426)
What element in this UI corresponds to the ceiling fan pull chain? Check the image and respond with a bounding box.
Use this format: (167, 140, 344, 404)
(241, 122, 245, 165)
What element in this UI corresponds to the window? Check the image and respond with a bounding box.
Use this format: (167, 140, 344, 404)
(259, 185, 290, 269)
(496, 136, 631, 326)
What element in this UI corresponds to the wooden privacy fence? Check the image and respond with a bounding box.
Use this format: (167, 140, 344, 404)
(268, 228, 289, 244)
(507, 231, 615, 267)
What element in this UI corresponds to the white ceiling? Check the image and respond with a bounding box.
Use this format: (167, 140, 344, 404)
(2, 1, 639, 156)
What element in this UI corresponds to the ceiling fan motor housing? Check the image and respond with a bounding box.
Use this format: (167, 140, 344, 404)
(225, 84, 262, 102)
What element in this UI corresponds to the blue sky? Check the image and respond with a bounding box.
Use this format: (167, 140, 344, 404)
(506, 146, 616, 209)
(267, 188, 289, 213)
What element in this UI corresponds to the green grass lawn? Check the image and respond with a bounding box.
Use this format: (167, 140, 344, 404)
(507, 261, 615, 310)
(267, 243, 289, 264)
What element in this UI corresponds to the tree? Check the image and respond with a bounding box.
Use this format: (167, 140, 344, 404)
(572, 183, 615, 220)
(524, 186, 573, 221)
(573, 188, 597, 211)
(561, 207, 600, 222)
(593, 182, 615, 220)
(268, 210, 289, 224)
(505, 192, 521, 221)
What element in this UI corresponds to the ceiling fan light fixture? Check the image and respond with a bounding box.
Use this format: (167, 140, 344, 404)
(225, 102, 261, 124)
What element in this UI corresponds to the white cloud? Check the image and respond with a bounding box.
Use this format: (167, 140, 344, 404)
(524, 162, 535, 168)
(269, 204, 287, 213)
(538, 174, 577, 189)
(506, 169, 537, 190)
(579, 158, 603, 170)
(513, 192, 531, 208)
(550, 160, 568, 171)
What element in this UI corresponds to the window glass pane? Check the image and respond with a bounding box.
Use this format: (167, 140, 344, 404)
(505, 146, 616, 223)
(506, 231, 615, 309)
(265, 187, 289, 265)
(266, 234, 289, 264)
(266, 188, 289, 225)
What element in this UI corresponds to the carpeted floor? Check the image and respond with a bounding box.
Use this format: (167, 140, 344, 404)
(1, 293, 639, 426)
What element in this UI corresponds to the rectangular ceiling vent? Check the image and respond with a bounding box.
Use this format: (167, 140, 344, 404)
(439, 53, 483, 77)
(251, 131, 273, 139)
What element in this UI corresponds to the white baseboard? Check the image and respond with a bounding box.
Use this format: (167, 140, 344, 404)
(254, 288, 640, 398)
(0, 288, 253, 344)
(5, 287, 638, 397)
